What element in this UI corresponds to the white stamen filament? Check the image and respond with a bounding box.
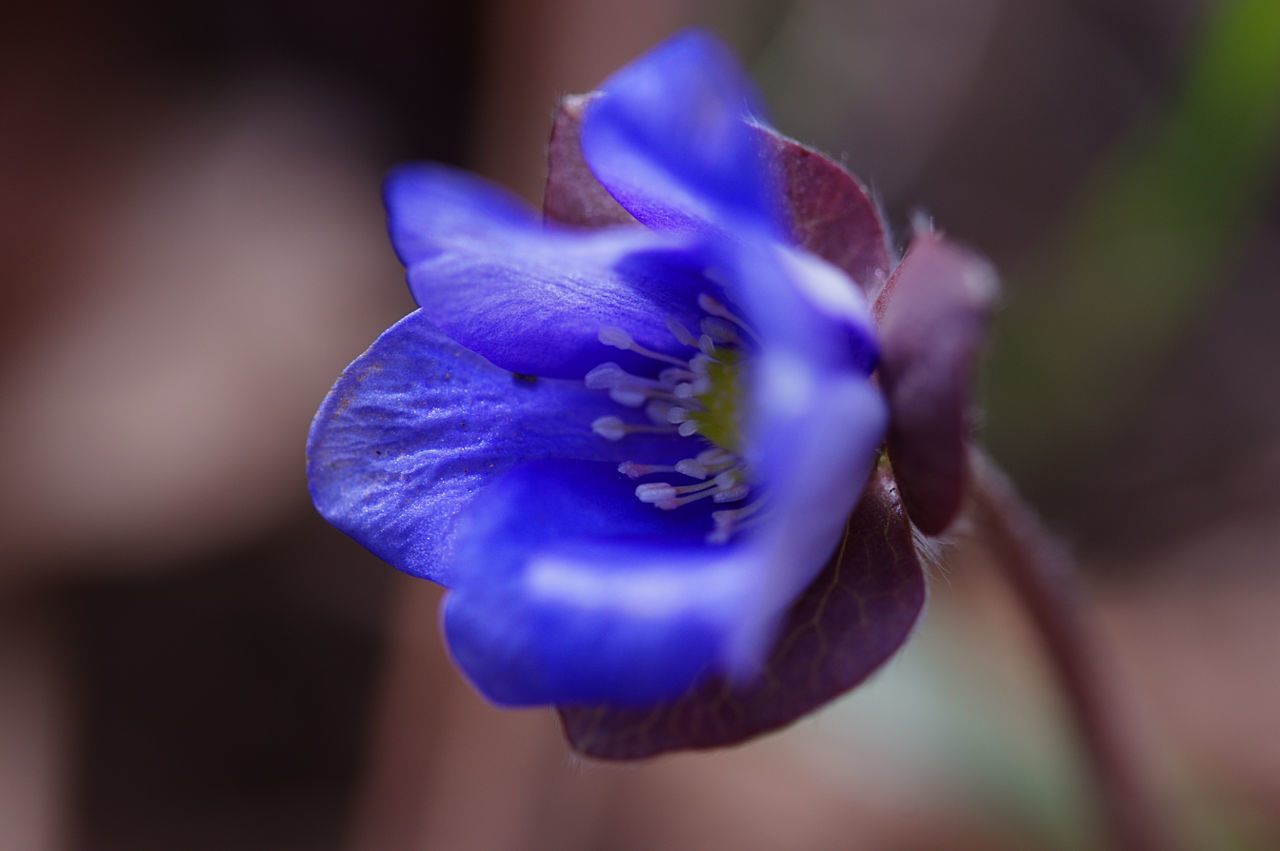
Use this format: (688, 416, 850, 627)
(674, 459, 709, 479)
(637, 479, 717, 500)
(618, 461, 679, 478)
(708, 499, 767, 543)
(700, 317, 740, 345)
(598, 326, 689, 367)
(697, 293, 762, 344)
(644, 400, 676, 425)
(664, 317, 698, 348)
(590, 298, 764, 540)
(659, 366, 697, 384)
(608, 388, 649, 407)
(591, 416, 676, 441)
(712, 484, 750, 503)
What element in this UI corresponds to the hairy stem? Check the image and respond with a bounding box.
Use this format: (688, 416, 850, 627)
(966, 449, 1175, 851)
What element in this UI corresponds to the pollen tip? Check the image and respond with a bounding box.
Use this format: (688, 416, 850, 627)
(584, 361, 623, 389)
(591, 415, 627, 441)
(675, 459, 708, 479)
(677, 421, 699, 437)
(664, 316, 697, 347)
(609, 388, 648, 407)
(635, 482, 676, 503)
(713, 485, 749, 503)
(598, 326, 633, 349)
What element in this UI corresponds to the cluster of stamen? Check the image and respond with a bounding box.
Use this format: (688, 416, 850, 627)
(587, 293, 765, 544)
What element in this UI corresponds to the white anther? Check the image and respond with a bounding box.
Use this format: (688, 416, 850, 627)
(712, 484, 750, 503)
(677, 421, 699, 437)
(598, 326, 634, 349)
(674, 377, 710, 398)
(700, 317, 739, 344)
(658, 366, 695, 385)
(591, 416, 627, 441)
(698, 334, 716, 356)
(714, 471, 740, 489)
(665, 406, 691, 424)
(618, 461, 654, 478)
(608, 388, 648, 407)
(689, 353, 714, 374)
(597, 326, 692, 368)
(675, 459, 709, 479)
(703, 267, 731, 287)
(665, 317, 698, 347)
(635, 482, 677, 503)
(584, 362, 626, 389)
(696, 292, 761, 344)
(697, 293, 727, 317)
(696, 447, 735, 466)
(645, 400, 675, 425)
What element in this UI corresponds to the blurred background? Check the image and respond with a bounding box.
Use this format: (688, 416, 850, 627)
(2, 0, 1278, 848)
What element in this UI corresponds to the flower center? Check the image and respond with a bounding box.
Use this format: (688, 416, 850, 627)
(586, 293, 764, 543)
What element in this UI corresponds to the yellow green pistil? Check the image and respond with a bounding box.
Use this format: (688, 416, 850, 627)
(586, 294, 765, 543)
(685, 349, 743, 454)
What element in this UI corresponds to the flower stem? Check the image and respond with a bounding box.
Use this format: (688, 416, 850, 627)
(966, 449, 1175, 851)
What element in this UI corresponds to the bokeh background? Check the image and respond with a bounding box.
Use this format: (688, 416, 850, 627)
(3, 0, 1279, 848)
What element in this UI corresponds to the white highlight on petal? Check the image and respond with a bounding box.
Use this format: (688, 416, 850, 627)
(774, 245, 872, 327)
(524, 554, 745, 621)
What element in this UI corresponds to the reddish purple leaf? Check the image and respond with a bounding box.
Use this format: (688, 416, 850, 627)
(753, 125, 895, 298)
(543, 94, 637, 228)
(558, 465, 925, 759)
(874, 232, 997, 536)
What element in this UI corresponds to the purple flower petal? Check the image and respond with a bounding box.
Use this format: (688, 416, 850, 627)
(875, 232, 998, 535)
(579, 30, 782, 237)
(558, 465, 926, 758)
(725, 354, 888, 671)
(386, 164, 718, 379)
(307, 310, 689, 585)
(442, 460, 756, 706)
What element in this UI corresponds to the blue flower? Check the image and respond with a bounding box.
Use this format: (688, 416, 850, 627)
(308, 31, 944, 754)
